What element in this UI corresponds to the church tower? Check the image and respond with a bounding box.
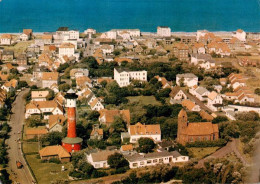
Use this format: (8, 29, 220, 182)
(177, 109, 188, 144)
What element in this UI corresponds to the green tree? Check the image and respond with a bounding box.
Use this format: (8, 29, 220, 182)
(138, 137, 155, 153)
(254, 88, 260, 95)
(113, 49, 121, 56)
(58, 83, 70, 92)
(107, 153, 129, 169)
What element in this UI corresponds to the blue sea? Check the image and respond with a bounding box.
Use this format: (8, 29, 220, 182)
(0, 0, 260, 33)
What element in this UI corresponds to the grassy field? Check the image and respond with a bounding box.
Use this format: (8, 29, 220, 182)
(26, 154, 71, 184)
(188, 147, 219, 159)
(23, 142, 39, 154)
(3, 41, 34, 56)
(127, 96, 161, 106)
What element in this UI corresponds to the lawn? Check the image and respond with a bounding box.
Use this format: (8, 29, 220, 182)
(3, 41, 34, 56)
(126, 96, 161, 106)
(26, 154, 71, 184)
(188, 147, 219, 159)
(23, 142, 39, 154)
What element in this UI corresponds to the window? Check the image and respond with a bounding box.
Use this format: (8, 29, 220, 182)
(133, 163, 138, 167)
(147, 160, 152, 164)
(140, 161, 145, 165)
(159, 159, 163, 163)
(153, 159, 157, 163)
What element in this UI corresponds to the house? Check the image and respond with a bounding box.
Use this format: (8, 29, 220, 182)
(176, 73, 198, 87)
(219, 78, 227, 86)
(177, 109, 219, 145)
(70, 68, 89, 79)
(199, 59, 216, 70)
(181, 99, 201, 112)
(90, 124, 103, 140)
(99, 109, 130, 127)
(85, 149, 117, 168)
(125, 150, 188, 169)
(1, 79, 18, 92)
(128, 122, 161, 143)
(190, 53, 212, 65)
(173, 43, 189, 61)
(193, 43, 205, 54)
(100, 44, 113, 55)
(26, 128, 48, 139)
(158, 140, 174, 151)
(25, 100, 63, 119)
(16, 54, 27, 66)
(38, 53, 53, 68)
(1, 63, 14, 73)
(48, 114, 66, 132)
(59, 43, 75, 58)
(39, 145, 71, 162)
(56, 27, 79, 40)
(157, 26, 171, 37)
(189, 86, 209, 101)
(233, 29, 246, 42)
(114, 68, 147, 87)
(20, 29, 33, 41)
(84, 28, 96, 38)
(1, 50, 14, 61)
(228, 73, 247, 90)
(169, 86, 188, 104)
(41, 72, 59, 88)
(89, 98, 104, 111)
(154, 76, 171, 88)
(180, 36, 196, 45)
(76, 76, 92, 88)
(31, 90, 49, 101)
(207, 91, 223, 111)
(120, 144, 134, 154)
(50, 83, 59, 93)
(42, 34, 53, 44)
(207, 42, 231, 57)
(0, 34, 12, 45)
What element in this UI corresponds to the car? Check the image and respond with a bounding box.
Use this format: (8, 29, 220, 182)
(16, 161, 23, 169)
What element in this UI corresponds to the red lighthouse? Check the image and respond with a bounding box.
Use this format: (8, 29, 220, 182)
(62, 89, 83, 153)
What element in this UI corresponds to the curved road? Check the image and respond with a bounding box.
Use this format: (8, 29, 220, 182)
(6, 89, 35, 184)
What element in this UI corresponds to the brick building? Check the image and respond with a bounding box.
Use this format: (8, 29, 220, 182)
(177, 109, 219, 145)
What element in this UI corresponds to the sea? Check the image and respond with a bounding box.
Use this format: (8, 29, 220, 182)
(0, 0, 260, 33)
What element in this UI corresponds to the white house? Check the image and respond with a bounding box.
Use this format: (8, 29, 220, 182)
(85, 150, 117, 169)
(41, 72, 59, 88)
(190, 53, 212, 65)
(189, 86, 209, 101)
(59, 43, 75, 58)
(128, 122, 161, 143)
(31, 90, 49, 101)
(48, 114, 66, 132)
(114, 68, 147, 87)
(25, 100, 63, 119)
(199, 59, 216, 70)
(125, 151, 189, 169)
(89, 98, 104, 111)
(100, 44, 114, 55)
(157, 26, 171, 37)
(84, 28, 96, 35)
(233, 29, 246, 42)
(70, 68, 89, 79)
(169, 86, 188, 104)
(0, 34, 12, 45)
(207, 91, 223, 111)
(176, 73, 198, 87)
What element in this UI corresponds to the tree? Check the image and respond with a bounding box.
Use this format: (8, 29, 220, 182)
(17, 81, 28, 89)
(26, 116, 44, 127)
(138, 137, 155, 153)
(57, 63, 70, 72)
(58, 83, 70, 92)
(255, 88, 260, 95)
(113, 49, 121, 56)
(40, 131, 63, 146)
(82, 56, 98, 69)
(87, 111, 100, 121)
(46, 89, 55, 100)
(107, 153, 129, 169)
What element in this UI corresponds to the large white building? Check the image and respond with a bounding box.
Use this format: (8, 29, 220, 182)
(157, 26, 171, 37)
(127, 122, 161, 143)
(114, 68, 147, 87)
(176, 73, 198, 87)
(106, 29, 141, 39)
(56, 27, 79, 40)
(233, 29, 246, 42)
(125, 150, 189, 169)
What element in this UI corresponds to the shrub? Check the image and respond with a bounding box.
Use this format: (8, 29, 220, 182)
(49, 158, 61, 164)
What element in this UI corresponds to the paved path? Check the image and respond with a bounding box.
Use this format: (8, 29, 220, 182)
(196, 139, 249, 168)
(6, 89, 36, 184)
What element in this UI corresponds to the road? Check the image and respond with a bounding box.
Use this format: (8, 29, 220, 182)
(6, 89, 35, 184)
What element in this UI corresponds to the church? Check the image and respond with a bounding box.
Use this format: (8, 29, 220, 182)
(177, 109, 219, 145)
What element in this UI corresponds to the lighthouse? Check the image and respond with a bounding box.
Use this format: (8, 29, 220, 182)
(62, 89, 83, 153)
